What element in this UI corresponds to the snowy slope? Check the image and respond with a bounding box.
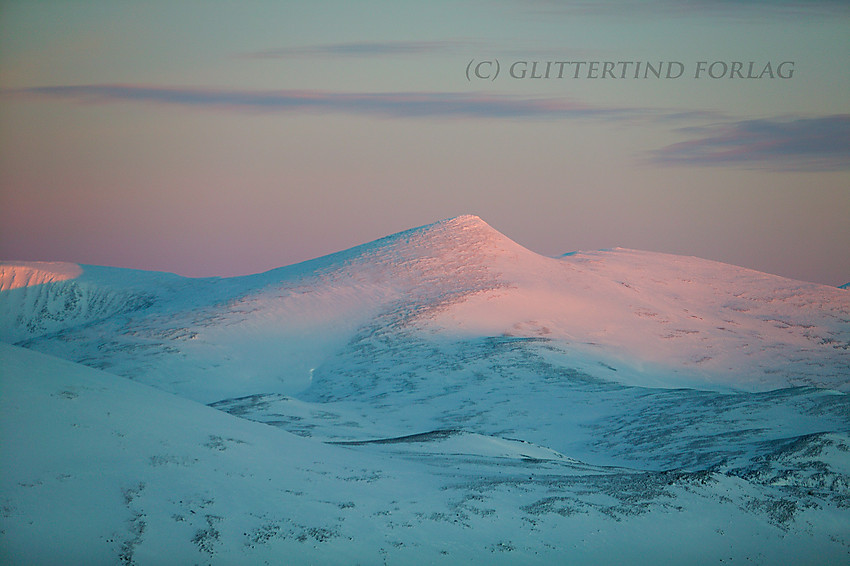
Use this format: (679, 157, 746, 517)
(0, 261, 152, 343)
(4, 215, 848, 400)
(2, 215, 849, 564)
(2, 343, 849, 565)
(430, 241, 850, 392)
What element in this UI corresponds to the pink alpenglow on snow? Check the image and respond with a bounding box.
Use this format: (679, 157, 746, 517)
(2, 215, 847, 397)
(1, 215, 849, 565)
(0, 262, 82, 291)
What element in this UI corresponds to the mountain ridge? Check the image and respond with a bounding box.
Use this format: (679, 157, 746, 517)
(2, 215, 848, 398)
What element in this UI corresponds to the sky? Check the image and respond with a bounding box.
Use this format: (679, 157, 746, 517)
(1, 0, 848, 285)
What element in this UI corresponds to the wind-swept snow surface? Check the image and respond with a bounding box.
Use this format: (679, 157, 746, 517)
(1, 215, 849, 564)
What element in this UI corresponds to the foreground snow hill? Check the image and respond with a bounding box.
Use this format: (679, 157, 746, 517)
(1, 215, 850, 564)
(3, 343, 850, 565)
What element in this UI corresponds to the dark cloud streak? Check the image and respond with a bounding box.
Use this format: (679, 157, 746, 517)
(240, 41, 466, 59)
(649, 115, 850, 171)
(15, 84, 636, 120)
(527, 0, 850, 18)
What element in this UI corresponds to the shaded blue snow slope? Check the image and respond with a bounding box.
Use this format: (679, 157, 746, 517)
(3, 343, 849, 565)
(2, 215, 849, 564)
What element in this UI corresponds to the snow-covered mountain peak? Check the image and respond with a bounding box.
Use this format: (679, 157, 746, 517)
(2, 217, 848, 399)
(348, 214, 534, 267)
(433, 213, 487, 228)
(426, 214, 507, 241)
(245, 215, 532, 295)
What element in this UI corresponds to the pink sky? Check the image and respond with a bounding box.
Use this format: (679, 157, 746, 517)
(1, 1, 848, 285)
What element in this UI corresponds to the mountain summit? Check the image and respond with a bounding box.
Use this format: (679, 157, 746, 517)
(1, 215, 848, 401)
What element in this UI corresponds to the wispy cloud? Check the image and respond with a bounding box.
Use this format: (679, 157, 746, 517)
(526, 0, 850, 18)
(240, 40, 466, 59)
(11, 84, 848, 171)
(13, 84, 637, 120)
(649, 115, 850, 171)
(692, 0, 850, 13)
